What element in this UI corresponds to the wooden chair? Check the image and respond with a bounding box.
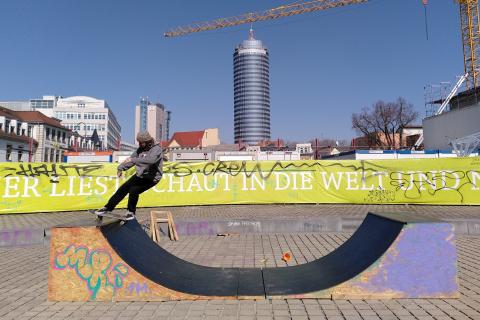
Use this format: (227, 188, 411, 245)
(150, 210, 179, 243)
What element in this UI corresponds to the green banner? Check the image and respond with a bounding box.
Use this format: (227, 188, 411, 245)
(1, 158, 479, 213)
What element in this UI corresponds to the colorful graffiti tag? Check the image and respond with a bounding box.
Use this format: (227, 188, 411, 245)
(54, 245, 129, 300)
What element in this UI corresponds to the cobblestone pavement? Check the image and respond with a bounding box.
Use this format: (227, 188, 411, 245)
(1, 204, 480, 319)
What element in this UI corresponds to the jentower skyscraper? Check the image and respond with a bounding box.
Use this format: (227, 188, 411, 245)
(233, 29, 270, 145)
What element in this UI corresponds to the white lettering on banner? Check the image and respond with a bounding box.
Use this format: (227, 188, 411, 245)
(300, 172, 313, 190)
(241, 173, 248, 191)
(3, 177, 20, 198)
(374, 172, 387, 189)
(291, 172, 298, 190)
(274, 172, 290, 191)
(95, 177, 108, 195)
(418, 171, 437, 191)
(346, 172, 359, 190)
(67, 176, 76, 196)
(23, 177, 40, 197)
(78, 177, 93, 196)
(186, 175, 202, 192)
(50, 180, 65, 196)
(203, 175, 215, 192)
(153, 173, 232, 193)
(218, 173, 230, 191)
(440, 171, 460, 190)
(360, 172, 374, 190)
(250, 173, 265, 191)
(394, 171, 414, 191)
(472, 171, 480, 190)
(321, 172, 343, 190)
(2, 168, 478, 204)
(168, 175, 184, 192)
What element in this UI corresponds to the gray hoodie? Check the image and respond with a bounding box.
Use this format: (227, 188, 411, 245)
(118, 144, 163, 183)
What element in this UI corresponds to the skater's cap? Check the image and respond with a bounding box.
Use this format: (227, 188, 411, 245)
(136, 131, 153, 142)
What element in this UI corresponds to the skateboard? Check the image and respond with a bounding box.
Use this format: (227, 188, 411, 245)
(88, 209, 129, 222)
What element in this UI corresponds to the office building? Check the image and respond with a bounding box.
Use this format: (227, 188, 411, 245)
(1, 95, 122, 150)
(53, 96, 121, 150)
(134, 98, 171, 143)
(233, 29, 271, 145)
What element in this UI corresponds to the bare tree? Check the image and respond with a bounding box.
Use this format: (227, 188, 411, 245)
(351, 97, 418, 148)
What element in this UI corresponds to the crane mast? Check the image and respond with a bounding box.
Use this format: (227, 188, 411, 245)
(164, 0, 368, 38)
(458, 0, 480, 89)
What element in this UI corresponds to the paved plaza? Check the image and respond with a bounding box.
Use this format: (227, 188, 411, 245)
(1, 204, 480, 320)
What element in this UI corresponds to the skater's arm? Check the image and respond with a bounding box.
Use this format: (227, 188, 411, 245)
(130, 145, 163, 165)
(117, 158, 136, 171)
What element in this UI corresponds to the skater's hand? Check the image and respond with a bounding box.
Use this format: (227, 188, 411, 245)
(117, 170, 122, 177)
(123, 157, 132, 163)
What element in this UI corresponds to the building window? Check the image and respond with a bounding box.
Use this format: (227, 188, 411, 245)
(50, 148, 54, 163)
(46, 128, 50, 140)
(44, 148, 49, 162)
(6, 145, 12, 161)
(18, 147, 23, 162)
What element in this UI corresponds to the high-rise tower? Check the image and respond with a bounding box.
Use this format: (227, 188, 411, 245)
(134, 98, 171, 143)
(233, 29, 270, 145)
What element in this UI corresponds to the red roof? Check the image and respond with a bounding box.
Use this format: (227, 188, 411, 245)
(169, 130, 204, 148)
(16, 111, 66, 129)
(0, 107, 22, 121)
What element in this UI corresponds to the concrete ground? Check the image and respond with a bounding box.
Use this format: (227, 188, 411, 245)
(1, 204, 480, 320)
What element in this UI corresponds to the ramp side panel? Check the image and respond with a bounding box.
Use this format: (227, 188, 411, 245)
(48, 226, 233, 301)
(263, 214, 404, 296)
(270, 222, 459, 299)
(332, 222, 459, 299)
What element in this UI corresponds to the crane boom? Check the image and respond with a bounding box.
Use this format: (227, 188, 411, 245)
(164, 0, 368, 38)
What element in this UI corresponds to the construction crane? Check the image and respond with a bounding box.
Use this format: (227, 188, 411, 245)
(164, 0, 367, 37)
(165, 0, 480, 90)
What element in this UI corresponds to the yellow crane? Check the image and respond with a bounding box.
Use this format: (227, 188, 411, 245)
(165, 0, 480, 89)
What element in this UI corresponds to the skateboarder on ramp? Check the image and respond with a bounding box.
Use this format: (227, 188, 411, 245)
(93, 131, 164, 220)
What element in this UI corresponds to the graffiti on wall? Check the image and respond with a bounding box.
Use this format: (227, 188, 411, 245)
(53, 245, 129, 300)
(1, 158, 480, 213)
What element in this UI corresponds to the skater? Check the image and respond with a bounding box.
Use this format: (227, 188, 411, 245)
(94, 131, 163, 220)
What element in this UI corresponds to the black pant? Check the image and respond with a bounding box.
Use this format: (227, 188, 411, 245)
(105, 175, 157, 213)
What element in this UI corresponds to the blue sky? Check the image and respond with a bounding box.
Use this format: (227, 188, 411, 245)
(0, 0, 463, 144)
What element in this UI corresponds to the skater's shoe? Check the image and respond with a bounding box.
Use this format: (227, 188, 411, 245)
(95, 207, 111, 216)
(124, 211, 136, 221)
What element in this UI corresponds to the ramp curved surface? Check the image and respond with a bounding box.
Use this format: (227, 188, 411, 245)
(100, 213, 404, 297)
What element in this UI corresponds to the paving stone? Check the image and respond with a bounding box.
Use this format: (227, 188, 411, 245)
(2, 204, 480, 319)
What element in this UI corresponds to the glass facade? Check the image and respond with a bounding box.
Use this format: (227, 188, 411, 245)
(233, 31, 271, 145)
(140, 98, 148, 132)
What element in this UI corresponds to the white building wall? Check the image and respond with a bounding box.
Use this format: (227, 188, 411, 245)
(0, 139, 30, 162)
(423, 103, 480, 150)
(52, 96, 121, 150)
